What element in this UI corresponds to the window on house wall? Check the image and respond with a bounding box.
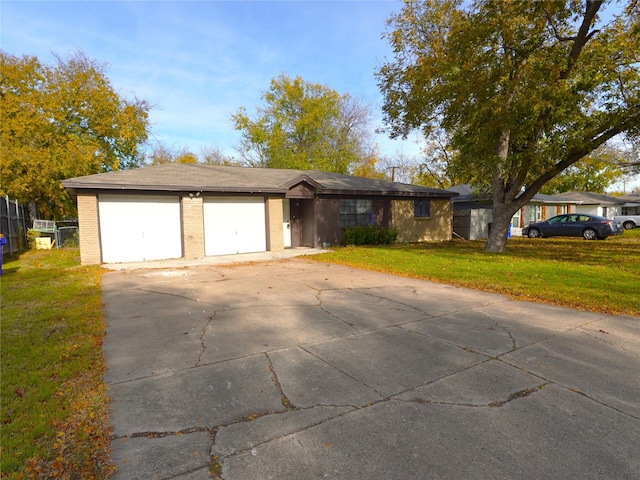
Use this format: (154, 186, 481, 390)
(511, 209, 520, 227)
(622, 206, 640, 215)
(414, 199, 430, 218)
(530, 205, 542, 222)
(339, 199, 373, 227)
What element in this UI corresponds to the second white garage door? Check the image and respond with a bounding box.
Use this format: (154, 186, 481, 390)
(204, 197, 267, 256)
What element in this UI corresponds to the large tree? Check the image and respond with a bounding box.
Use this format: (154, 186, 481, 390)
(145, 143, 241, 166)
(232, 73, 375, 173)
(377, 0, 640, 252)
(539, 145, 627, 193)
(0, 51, 150, 220)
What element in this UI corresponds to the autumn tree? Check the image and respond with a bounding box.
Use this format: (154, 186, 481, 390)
(539, 146, 627, 193)
(199, 146, 241, 166)
(232, 74, 376, 173)
(0, 51, 150, 219)
(146, 144, 241, 166)
(147, 144, 198, 165)
(377, 0, 640, 252)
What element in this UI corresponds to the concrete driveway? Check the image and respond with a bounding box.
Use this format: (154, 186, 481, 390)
(102, 259, 640, 479)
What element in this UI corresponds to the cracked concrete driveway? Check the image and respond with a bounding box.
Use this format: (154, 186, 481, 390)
(102, 259, 640, 480)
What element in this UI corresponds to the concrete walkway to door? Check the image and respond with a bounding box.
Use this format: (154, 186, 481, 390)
(101, 259, 640, 479)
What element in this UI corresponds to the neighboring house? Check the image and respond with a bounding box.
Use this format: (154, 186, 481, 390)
(551, 191, 625, 218)
(62, 163, 457, 265)
(447, 185, 620, 239)
(617, 192, 640, 215)
(447, 185, 492, 240)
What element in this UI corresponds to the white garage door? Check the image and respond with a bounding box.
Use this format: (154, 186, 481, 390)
(204, 197, 266, 256)
(99, 195, 182, 263)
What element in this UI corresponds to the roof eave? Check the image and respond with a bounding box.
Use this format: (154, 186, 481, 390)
(62, 182, 287, 195)
(319, 189, 457, 198)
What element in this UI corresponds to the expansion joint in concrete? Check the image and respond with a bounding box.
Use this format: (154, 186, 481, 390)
(111, 425, 214, 441)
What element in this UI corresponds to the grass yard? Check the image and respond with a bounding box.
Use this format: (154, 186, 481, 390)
(314, 229, 640, 316)
(1, 249, 113, 479)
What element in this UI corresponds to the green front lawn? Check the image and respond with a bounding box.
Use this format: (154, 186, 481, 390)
(1, 249, 113, 479)
(314, 229, 640, 316)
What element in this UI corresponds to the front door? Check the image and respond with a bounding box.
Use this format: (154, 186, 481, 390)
(283, 199, 292, 248)
(288, 199, 315, 247)
(290, 200, 302, 247)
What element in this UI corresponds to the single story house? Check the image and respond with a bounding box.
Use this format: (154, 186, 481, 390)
(447, 185, 625, 239)
(618, 192, 640, 215)
(62, 163, 457, 265)
(551, 191, 625, 218)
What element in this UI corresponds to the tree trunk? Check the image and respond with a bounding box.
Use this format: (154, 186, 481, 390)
(485, 203, 515, 253)
(485, 131, 514, 253)
(28, 199, 38, 224)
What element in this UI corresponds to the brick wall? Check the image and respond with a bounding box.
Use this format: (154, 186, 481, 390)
(182, 196, 205, 259)
(392, 198, 453, 242)
(266, 197, 284, 252)
(77, 193, 102, 265)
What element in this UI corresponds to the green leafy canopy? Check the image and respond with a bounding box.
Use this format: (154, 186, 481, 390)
(0, 51, 151, 219)
(377, 0, 640, 252)
(232, 73, 376, 174)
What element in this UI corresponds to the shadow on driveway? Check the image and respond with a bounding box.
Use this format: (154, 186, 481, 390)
(102, 259, 640, 479)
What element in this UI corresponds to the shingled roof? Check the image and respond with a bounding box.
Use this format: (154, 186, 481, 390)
(62, 163, 457, 198)
(552, 191, 625, 205)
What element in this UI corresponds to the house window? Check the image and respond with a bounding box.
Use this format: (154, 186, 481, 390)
(339, 199, 373, 227)
(511, 209, 520, 227)
(530, 205, 542, 222)
(414, 199, 431, 218)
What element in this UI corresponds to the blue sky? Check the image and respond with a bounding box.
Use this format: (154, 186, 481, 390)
(2, 0, 637, 191)
(2, 0, 421, 159)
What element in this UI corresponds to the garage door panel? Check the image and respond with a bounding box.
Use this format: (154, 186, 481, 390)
(204, 197, 266, 256)
(99, 195, 182, 263)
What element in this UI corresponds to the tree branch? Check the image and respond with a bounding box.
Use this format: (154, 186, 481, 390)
(561, 0, 604, 79)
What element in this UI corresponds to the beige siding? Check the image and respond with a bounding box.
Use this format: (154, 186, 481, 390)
(182, 196, 204, 259)
(266, 197, 284, 252)
(77, 193, 102, 265)
(392, 198, 452, 242)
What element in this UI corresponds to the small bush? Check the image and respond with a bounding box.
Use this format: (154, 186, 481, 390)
(342, 226, 398, 246)
(26, 228, 41, 249)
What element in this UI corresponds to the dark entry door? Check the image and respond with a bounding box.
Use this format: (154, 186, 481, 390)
(290, 200, 302, 247)
(289, 199, 314, 247)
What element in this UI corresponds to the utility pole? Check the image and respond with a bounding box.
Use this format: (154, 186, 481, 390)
(388, 166, 399, 182)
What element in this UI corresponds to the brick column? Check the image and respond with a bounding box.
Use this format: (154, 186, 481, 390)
(182, 196, 205, 259)
(77, 193, 102, 265)
(265, 197, 284, 252)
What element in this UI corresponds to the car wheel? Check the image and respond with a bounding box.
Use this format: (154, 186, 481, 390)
(527, 228, 541, 238)
(582, 228, 597, 240)
(623, 221, 636, 230)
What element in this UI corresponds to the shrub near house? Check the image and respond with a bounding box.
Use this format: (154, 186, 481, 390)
(342, 226, 398, 245)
